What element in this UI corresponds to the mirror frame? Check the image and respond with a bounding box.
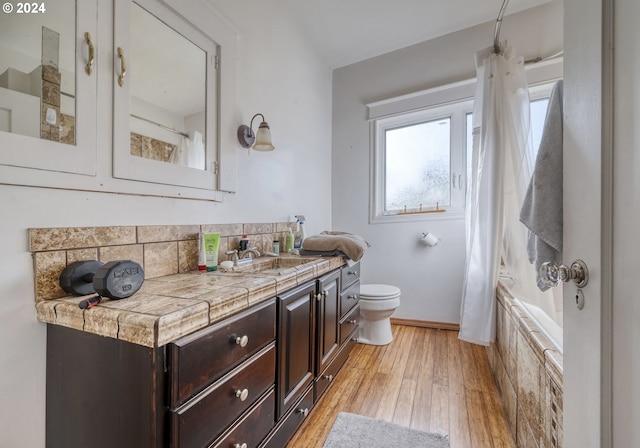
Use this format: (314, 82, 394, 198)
(112, 0, 218, 190)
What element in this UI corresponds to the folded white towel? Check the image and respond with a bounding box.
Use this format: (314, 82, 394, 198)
(519, 80, 563, 290)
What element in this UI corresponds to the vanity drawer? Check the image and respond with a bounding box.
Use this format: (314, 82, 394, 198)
(172, 343, 276, 448)
(315, 335, 355, 401)
(211, 388, 275, 448)
(169, 299, 276, 408)
(339, 304, 360, 345)
(340, 261, 360, 290)
(340, 280, 360, 318)
(260, 385, 314, 448)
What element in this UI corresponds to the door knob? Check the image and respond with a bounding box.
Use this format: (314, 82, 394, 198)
(540, 259, 589, 288)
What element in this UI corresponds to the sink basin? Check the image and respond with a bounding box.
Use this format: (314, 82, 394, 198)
(225, 257, 318, 275)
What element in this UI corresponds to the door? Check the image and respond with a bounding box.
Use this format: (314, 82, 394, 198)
(316, 270, 340, 376)
(276, 281, 316, 419)
(563, 0, 613, 446)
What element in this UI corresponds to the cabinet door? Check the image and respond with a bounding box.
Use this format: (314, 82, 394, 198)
(0, 0, 97, 177)
(276, 281, 316, 418)
(112, 0, 219, 191)
(316, 269, 340, 376)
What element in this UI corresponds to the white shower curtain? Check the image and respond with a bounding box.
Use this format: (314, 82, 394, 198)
(169, 131, 205, 170)
(459, 45, 553, 345)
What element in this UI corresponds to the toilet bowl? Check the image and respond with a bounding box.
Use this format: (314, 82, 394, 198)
(358, 284, 401, 346)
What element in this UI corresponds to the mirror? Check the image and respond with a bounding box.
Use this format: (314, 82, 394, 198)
(0, 0, 76, 144)
(129, 2, 207, 170)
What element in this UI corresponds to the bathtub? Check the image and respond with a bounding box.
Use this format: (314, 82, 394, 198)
(515, 298, 563, 355)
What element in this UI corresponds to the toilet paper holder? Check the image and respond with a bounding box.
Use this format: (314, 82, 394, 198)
(420, 232, 440, 247)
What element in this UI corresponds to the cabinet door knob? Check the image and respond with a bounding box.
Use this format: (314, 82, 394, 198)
(234, 444, 248, 448)
(297, 408, 309, 417)
(348, 319, 357, 325)
(235, 388, 249, 401)
(235, 335, 249, 347)
(323, 374, 333, 382)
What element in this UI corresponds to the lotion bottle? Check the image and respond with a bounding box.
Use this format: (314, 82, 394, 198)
(285, 229, 294, 253)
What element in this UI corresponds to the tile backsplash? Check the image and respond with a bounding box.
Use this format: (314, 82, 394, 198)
(29, 222, 296, 301)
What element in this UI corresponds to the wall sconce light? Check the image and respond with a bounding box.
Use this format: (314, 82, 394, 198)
(237, 113, 275, 151)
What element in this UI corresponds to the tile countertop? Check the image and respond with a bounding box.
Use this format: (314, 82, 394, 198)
(36, 256, 346, 347)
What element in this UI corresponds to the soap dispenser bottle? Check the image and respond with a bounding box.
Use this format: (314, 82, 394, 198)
(285, 229, 294, 253)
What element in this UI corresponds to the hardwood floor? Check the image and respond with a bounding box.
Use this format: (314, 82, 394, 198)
(288, 325, 514, 448)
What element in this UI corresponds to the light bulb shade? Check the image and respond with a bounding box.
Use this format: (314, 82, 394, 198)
(253, 121, 275, 151)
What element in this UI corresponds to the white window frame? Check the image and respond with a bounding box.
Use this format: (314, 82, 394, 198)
(370, 99, 472, 224)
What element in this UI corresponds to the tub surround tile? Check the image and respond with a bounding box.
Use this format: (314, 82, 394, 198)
(494, 345, 518, 442)
(29, 226, 136, 252)
(544, 349, 563, 388)
(517, 405, 539, 448)
(493, 284, 564, 448)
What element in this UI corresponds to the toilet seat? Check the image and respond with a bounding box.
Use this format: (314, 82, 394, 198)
(359, 284, 401, 300)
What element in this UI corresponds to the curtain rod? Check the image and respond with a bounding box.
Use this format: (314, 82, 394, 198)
(493, 0, 510, 54)
(131, 114, 189, 138)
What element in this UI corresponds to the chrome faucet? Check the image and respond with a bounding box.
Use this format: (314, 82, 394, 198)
(239, 248, 260, 259)
(226, 248, 261, 266)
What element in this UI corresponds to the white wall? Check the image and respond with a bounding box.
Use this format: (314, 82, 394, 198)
(331, 2, 563, 324)
(0, 1, 331, 446)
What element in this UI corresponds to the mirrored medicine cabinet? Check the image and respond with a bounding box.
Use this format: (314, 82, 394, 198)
(0, 0, 237, 196)
(0, 0, 97, 175)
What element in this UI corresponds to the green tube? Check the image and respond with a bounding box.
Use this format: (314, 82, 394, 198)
(203, 232, 220, 271)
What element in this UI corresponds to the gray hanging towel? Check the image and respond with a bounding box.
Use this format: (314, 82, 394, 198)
(519, 80, 563, 291)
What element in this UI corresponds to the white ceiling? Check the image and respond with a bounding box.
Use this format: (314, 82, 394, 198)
(280, 0, 555, 68)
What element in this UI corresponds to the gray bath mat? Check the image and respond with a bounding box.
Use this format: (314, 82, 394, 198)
(323, 412, 449, 448)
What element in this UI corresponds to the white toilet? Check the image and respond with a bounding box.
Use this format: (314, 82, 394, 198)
(358, 284, 401, 345)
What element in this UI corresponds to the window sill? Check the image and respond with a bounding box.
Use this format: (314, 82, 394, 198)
(370, 209, 465, 224)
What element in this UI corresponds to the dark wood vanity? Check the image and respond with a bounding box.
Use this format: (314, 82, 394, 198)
(45, 262, 360, 448)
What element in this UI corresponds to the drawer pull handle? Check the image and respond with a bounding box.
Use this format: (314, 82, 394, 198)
(235, 335, 249, 347)
(348, 270, 358, 276)
(347, 294, 358, 300)
(323, 374, 333, 382)
(298, 408, 309, 417)
(348, 319, 357, 325)
(235, 388, 249, 401)
(234, 444, 248, 448)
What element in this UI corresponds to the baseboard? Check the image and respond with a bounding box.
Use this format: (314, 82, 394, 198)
(390, 318, 460, 331)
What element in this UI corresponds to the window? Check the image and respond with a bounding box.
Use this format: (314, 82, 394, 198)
(371, 100, 472, 223)
(370, 81, 556, 224)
